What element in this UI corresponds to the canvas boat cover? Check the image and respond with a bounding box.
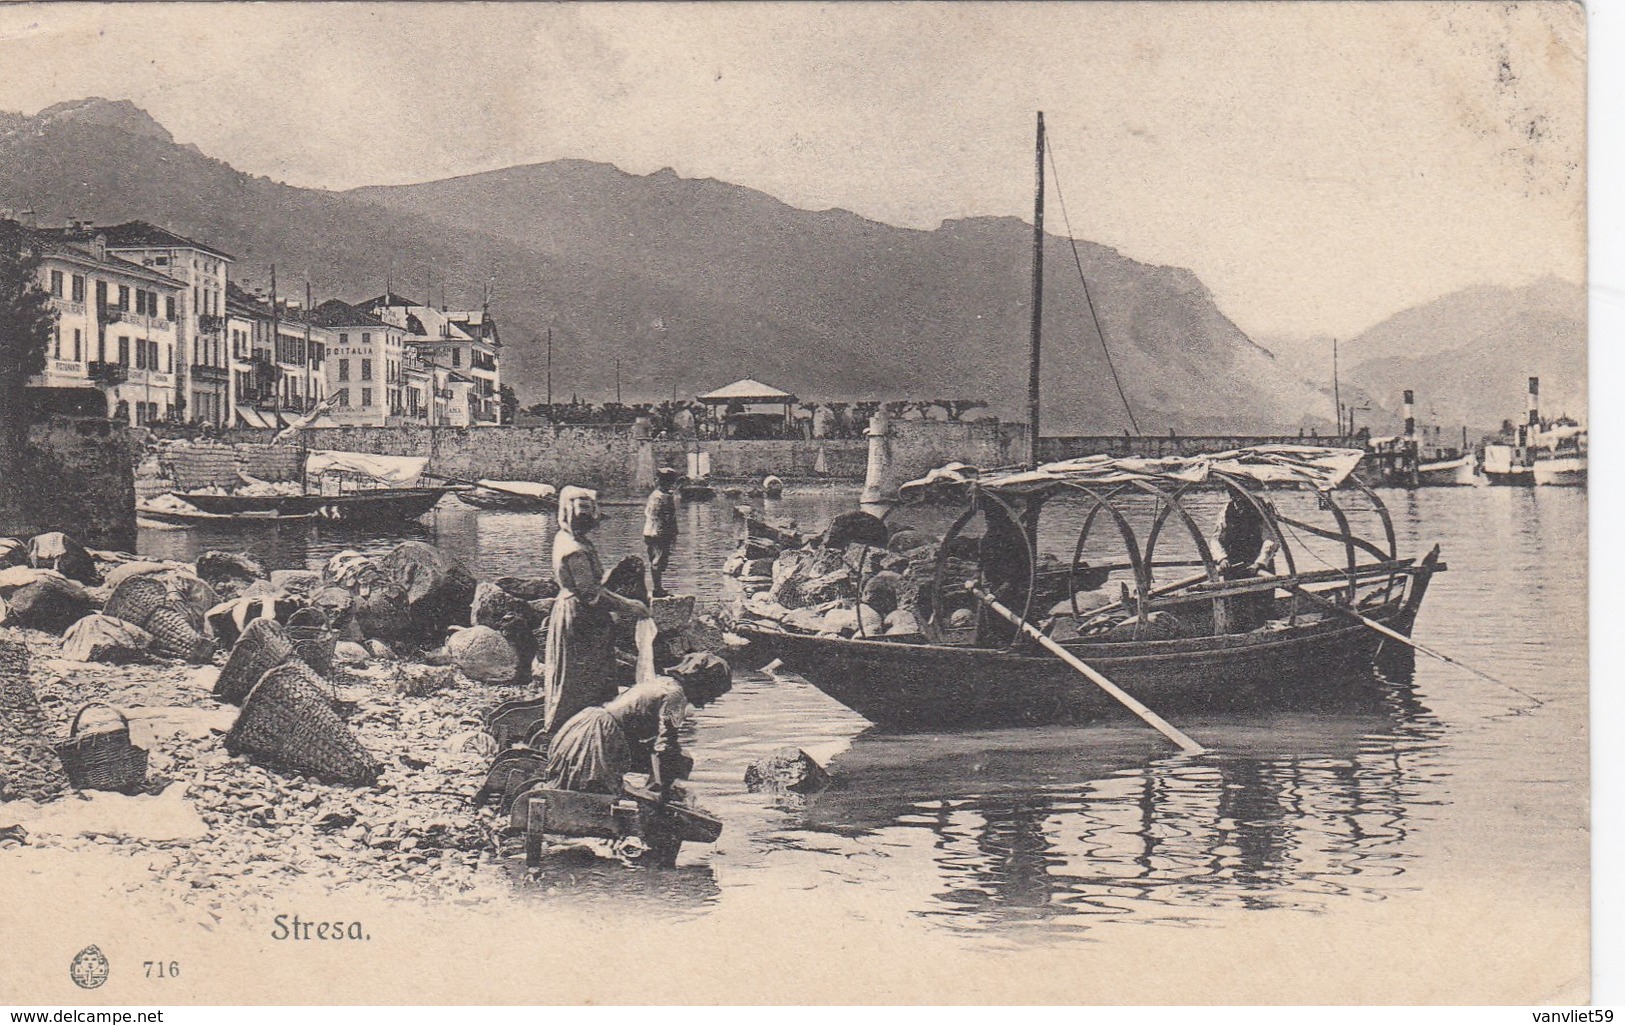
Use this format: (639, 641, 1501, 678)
(305, 450, 429, 487)
(900, 445, 1365, 497)
(476, 479, 558, 499)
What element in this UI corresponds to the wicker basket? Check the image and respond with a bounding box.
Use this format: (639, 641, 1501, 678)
(56, 702, 149, 793)
(215, 618, 298, 705)
(285, 606, 336, 676)
(226, 661, 380, 785)
(103, 575, 167, 627)
(144, 601, 216, 663)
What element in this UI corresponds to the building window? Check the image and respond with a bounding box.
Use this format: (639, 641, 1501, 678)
(71, 275, 85, 302)
(73, 329, 81, 361)
(95, 280, 107, 306)
(335, 388, 349, 407)
(451, 347, 461, 367)
(118, 336, 130, 366)
(338, 358, 350, 382)
(165, 295, 175, 320)
(362, 388, 372, 407)
(361, 333, 371, 345)
(118, 285, 130, 309)
(338, 333, 348, 345)
(49, 270, 63, 297)
(135, 338, 146, 370)
(53, 324, 61, 359)
(361, 358, 372, 381)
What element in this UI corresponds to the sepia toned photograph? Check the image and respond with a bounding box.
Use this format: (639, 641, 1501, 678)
(0, 0, 1594, 1006)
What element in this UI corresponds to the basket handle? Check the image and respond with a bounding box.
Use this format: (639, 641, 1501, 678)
(69, 701, 129, 738)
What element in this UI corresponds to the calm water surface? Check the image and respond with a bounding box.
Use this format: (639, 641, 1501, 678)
(137, 485, 1589, 944)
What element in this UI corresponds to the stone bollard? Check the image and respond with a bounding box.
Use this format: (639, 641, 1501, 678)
(859, 404, 897, 519)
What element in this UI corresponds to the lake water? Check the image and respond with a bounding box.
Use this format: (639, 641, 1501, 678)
(136, 486, 1590, 958)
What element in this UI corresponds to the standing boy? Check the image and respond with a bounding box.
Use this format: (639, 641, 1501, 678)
(644, 467, 681, 598)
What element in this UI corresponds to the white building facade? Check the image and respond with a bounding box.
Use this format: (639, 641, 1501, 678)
(28, 230, 186, 426)
(89, 222, 234, 427)
(314, 300, 407, 427)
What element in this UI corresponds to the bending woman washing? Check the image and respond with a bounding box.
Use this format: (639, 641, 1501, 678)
(541, 486, 652, 736)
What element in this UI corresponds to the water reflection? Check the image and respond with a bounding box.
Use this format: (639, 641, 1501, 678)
(501, 844, 722, 920)
(802, 664, 1444, 932)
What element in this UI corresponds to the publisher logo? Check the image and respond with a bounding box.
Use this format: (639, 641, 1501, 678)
(69, 945, 110, 989)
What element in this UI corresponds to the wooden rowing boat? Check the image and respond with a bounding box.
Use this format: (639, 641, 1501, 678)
(729, 448, 1445, 730)
(176, 487, 452, 524)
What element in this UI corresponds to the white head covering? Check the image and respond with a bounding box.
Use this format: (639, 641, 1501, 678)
(558, 486, 600, 535)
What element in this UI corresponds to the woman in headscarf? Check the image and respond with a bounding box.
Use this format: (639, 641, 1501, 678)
(542, 652, 733, 796)
(542, 486, 652, 735)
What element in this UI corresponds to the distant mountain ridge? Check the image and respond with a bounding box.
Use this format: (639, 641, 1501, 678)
(0, 96, 1439, 434)
(1261, 277, 1585, 436)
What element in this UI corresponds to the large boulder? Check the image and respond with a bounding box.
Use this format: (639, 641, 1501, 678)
(60, 615, 153, 663)
(884, 609, 922, 636)
(0, 538, 28, 569)
(382, 542, 477, 643)
(744, 747, 830, 795)
(194, 551, 266, 597)
(859, 570, 906, 616)
(446, 625, 519, 684)
(308, 585, 358, 634)
(472, 581, 537, 632)
(353, 585, 413, 647)
(6, 575, 94, 633)
(822, 510, 888, 550)
(822, 603, 884, 637)
(268, 568, 324, 597)
(492, 576, 559, 602)
(800, 565, 856, 606)
(27, 533, 99, 585)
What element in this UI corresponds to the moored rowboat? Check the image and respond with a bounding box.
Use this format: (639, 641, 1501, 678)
(728, 446, 1446, 731)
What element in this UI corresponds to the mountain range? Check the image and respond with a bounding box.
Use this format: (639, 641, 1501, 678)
(0, 97, 1584, 436)
(1260, 276, 1586, 437)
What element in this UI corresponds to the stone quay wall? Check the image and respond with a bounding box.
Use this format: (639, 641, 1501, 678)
(655, 420, 1028, 483)
(290, 425, 642, 496)
(150, 421, 1026, 498)
(1, 418, 137, 551)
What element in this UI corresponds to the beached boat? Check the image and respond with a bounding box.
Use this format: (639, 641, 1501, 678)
(729, 446, 1444, 730)
(174, 451, 455, 524)
(456, 479, 559, 511)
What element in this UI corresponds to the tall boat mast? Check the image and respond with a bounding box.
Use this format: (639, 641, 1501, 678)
(1028, 111, 1046, 468)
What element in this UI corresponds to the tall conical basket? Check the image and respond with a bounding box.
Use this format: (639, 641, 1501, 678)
(215, 618, 298, 705)
(226, 661, 380, 786)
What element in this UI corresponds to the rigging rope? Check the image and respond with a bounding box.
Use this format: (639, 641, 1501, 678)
(1046, 142, 1141, 436)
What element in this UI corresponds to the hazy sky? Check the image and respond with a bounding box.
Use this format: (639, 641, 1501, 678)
(0, 1, 1586, 340)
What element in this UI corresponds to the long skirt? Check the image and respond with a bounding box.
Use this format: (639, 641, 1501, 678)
(542, 707, 632, 795)
(541, 593, 618, 735)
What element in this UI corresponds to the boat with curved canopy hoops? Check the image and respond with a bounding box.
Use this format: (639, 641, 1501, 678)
(728, 445, 1445, 731)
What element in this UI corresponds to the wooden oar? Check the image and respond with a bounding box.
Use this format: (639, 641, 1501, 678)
(1285, 583, 1532, 699)
(970, 583, 1206, 755)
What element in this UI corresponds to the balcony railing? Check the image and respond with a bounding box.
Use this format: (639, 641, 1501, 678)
(190, 364, 230, 384)
(87, 361, 127, 386)
(101, 306, 125, 324)
(198, 314, 225, 335)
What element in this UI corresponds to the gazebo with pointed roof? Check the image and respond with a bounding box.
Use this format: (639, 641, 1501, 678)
(696, 378, 798, 438)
